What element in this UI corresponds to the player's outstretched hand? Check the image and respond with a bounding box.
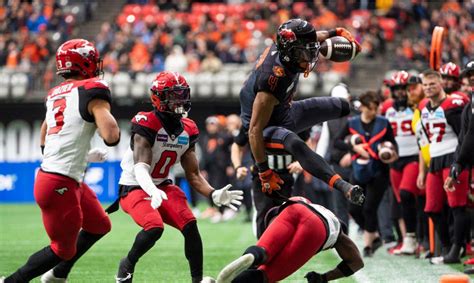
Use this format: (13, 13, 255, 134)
(259, 169, 284, 194)
(87, 147, 108, 163)
(335, 27, 361, 52)
(212, 184, 243, 211)
(305, 271, 328, 283)
(146, 189, 168, 209)
(347, 185, 365, 206)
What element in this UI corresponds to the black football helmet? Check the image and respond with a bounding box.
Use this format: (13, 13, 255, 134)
(276, 19, 320, 76)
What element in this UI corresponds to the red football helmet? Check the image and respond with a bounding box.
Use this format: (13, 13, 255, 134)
(56, 39, 102, 78)
(439, 62, 460, 78)
(150, 71, 191, 116)
(390, 71, 410, 87)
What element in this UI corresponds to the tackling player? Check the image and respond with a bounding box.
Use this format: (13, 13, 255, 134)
(216, 197, 364, 283)
(111, 71, 243, 283)
(240, 18, 361, 197)
(4, 39, 120, 283)
(380, 71, 421, 255)
(417, 69, 469, 264)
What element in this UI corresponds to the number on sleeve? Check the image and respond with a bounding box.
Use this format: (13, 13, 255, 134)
(47, 98, 67, 135)
(151, 150, 178, 178)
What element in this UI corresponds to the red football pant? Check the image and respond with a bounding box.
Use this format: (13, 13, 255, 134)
(390, 161, 422, 203)
(425, 168, 469, 213)
(256, 204, 327, 283)
(34, 170, 111, 260)
(119, 184, 195, 231)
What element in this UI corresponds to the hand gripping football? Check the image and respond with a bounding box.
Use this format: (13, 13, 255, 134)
(320, 36, 359, 62)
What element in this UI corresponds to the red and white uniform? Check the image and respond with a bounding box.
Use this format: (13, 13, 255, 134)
(37, 77, 112, 259)
(449, 90, 469, 104)
(256, 199, 341, 282)
(42, 78, 111, 181)
(418, 97, 469, 212)
(381, 99, 420, 199)
(119, 111, 199, 186)
(118, 111, 199, 231)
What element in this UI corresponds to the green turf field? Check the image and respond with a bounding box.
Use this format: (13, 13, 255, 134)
(0, 204, 352, 283)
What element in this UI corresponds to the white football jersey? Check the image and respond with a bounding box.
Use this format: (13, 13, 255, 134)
(119, 111, 199, 186)
(381, 99, 418, 157)
(419, 97, 464, 158)
(41, 78, 112, 181)
(309, 203, 341, 250)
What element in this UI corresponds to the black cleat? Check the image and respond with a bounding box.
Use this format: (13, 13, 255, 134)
(115, 257, 135, 283)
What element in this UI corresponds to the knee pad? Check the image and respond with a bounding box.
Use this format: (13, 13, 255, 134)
(243, 245, 267, 266)
(400, 190, 415, 205)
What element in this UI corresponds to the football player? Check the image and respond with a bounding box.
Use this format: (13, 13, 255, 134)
(4, 39, 120, 283)
(216, 197, 364, 283)
(440, 62, 469, 102)
(417, 69, 469, 264)
(239, 18, 361, 197)
(380, 71, 422, 255)
(111, 71, 243, 283)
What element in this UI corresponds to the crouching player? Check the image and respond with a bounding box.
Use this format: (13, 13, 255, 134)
(216, 197, 364, 283)
(110, 71, 243, 283)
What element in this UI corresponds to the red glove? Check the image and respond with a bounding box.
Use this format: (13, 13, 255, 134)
(336, 27, 362, 53)
(259, 169, 284, 194)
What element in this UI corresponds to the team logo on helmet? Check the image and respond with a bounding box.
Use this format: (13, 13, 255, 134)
(278, 28, 297, 45)
(390, 71, 409, 86)
(439, 62, 460, 78)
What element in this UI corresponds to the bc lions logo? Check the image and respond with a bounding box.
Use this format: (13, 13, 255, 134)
(135, 114, 148, 123)
(279, 29, 297, 45)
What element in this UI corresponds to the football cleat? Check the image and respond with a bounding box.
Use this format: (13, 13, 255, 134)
(115, 257, 135, 283)
(217, 254, 255, 283)
(41, 269, 67, 283)
(201, 277, 216, 283)
(396, 233, 416, 255)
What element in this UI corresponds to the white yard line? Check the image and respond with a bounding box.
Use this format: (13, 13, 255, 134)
(345, 226, 467, 283)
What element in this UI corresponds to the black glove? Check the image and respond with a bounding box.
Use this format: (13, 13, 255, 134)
(305, 271, 328, 283)
(449, 163, 462, 182)
(334, 179, 365, 206)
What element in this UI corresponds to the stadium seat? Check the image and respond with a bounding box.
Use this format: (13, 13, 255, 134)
(213, 71, 230, 98)
(112, 72, 131, 98)
(321, 72, 342, 95)
(0, 73, 10, 99)
(10, 73, 28, 98)
(196, 72, 214, 98)
(230, 70, 248, 98)
(184, 72, 196, 92)
(130, 72, 148, 98)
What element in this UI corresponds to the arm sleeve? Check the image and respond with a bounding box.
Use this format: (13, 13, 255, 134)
(133, 163, 157, 196)
(234, 129, 249, 146)
(78, 87, 112, 122)
(445, 106, 464, 136)
(334, 120, 352, 151)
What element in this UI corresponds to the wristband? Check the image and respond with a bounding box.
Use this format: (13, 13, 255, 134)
(234, 165, 245, 170)
(104, 132, 120, 147)
(336, 261, 354, 276)
(328, 29, 337, 38)
(256, 161, 269, 172)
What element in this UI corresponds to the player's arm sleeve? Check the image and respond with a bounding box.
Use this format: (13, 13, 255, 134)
(334, 121, 352, 151)
(456, 104, 474, 166)
(79, 86, 112, 122)
(234, 128, 249, 146)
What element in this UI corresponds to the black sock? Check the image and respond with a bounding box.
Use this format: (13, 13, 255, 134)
(127, 227, 163, 265)
(181, 221, 203, 281)
(5, 246, 62, 283)
(53, 230, 105, 278)
(243, 246, 267, 267)
(400, 190, 417, 233)
(233, 269, 266, 283)
(283, 132, 336, 184)
(393, 219, 403, 242)
(416, 196, 428, 244)
(427, 212, 451, 248)
(452, 206, 467, 246)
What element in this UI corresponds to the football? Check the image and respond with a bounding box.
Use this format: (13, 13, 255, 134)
(378, 141, 397, 163)
(345, 134, 363, 146)
(320, 36, 359, 62)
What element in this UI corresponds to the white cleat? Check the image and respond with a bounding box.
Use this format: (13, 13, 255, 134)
(1, 276, 5, 283)
(41, 269, 67, 283)
(399, 234, 417, 255)
(217, 254, 254, 283)
(201, 276, 216, 283)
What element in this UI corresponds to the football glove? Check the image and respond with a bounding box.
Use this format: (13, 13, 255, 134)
(449, 162, 462, 182)
(87, 148, 108, 163)
(335, 27, 361, 52)
(146, 189, 168, 209)
(258, 169, 284, 194)
(211, 184, 244, 211)
(334, 179, 365, 206)
(305, 271, 328, 283)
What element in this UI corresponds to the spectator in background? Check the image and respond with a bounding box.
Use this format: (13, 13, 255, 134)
(200, 51, 223, 73)
(164, 45, 187, 74)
